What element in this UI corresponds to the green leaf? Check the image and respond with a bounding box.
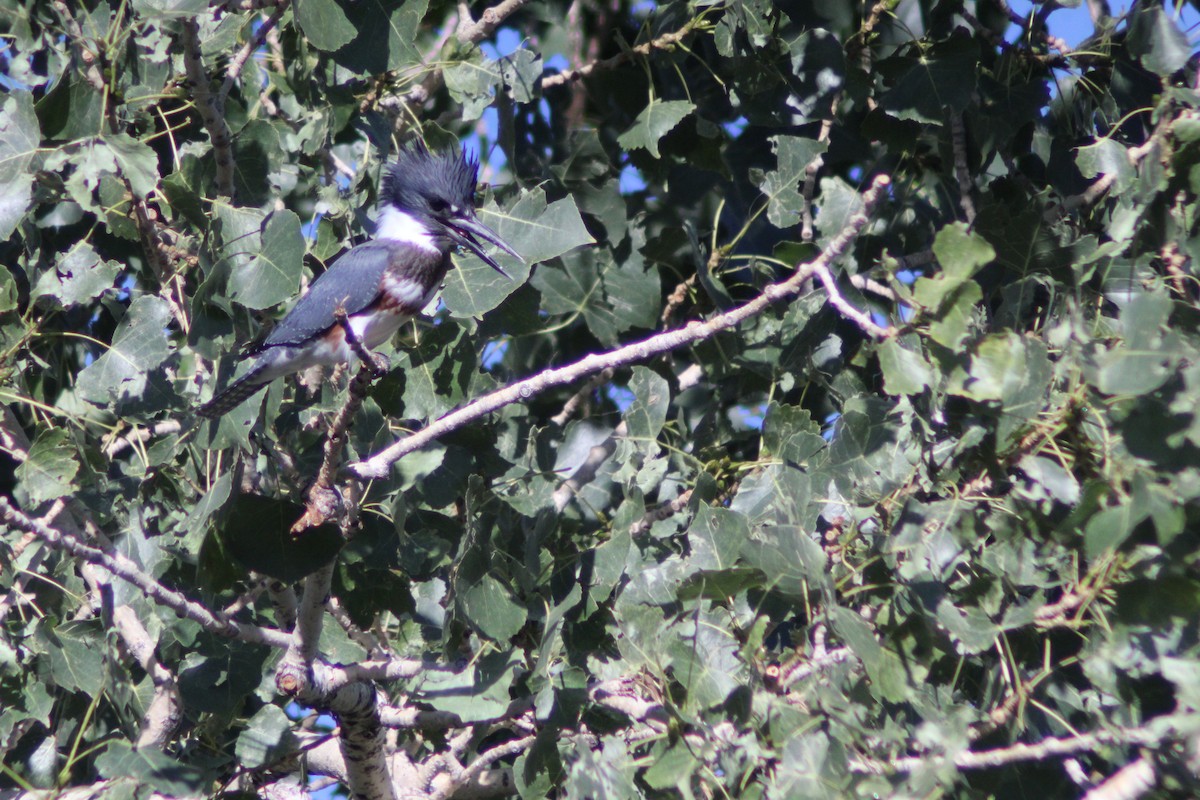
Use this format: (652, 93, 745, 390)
(963, 331, 1029, 401)
(755, 135, 826, 229)
(565, 739, 639, 800)
(444, 189, 595, 317)
(33, 243, 120, 308)
(129, 0, 207, 18)
(1084, 502, 1146, 559)
(1127, 3, 1191, 76)
(444, 58, 502, 122)
(1076, 139, 1135, 195)
(740, 524, 829, 597)
(931, 222, 996, 284)
(827, 397, 916, 501)
(105, 132, 159, 198)
(625, 367, 669, 442)
(419, 650, 523, 721)
(499, 50, 543, 104)
(0, 91, 39, 240)
(178, 646, 271, 715)
(227, 210, 304, 310)
(217, 494, 344, 582)
(920, 280, 982, 349)
(878, 338, 931, 395)
(75, 296, 175, 409)
(531, 247, 655, 346)
(293, 0, 357, 52)
(458, 574, 525, 641)
(235, 705, 292, 769)
(215, 203, 266, 276)
(688, 505, 748, 571)
(1092, 290, 1176, 396)
(232, 120, 284, 206)
(328, 0, 430, 74)
(879, 35, 979, 123)
(617, 99, 695, 158)
(35, 619, 102, 695)
(96, 742, 213, 795)
(15, 429, 80, 506)
(812, 176, 863, 244)
(936, 599, 1000, 655)
(0, 91, 40, 180)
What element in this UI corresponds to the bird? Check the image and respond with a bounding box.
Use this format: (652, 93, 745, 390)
(198, 142, 521, 419)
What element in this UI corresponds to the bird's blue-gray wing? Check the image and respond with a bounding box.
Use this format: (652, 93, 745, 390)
(259, 241, 394, 349)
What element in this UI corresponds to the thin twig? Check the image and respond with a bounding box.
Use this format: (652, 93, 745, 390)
(550, 368, 613, 427)
(103, 420, 183, 458)
(812, 264, 890, 338)
(540, 17, 702, 90)
(292, 311, 383, 534)
(219, 1, 290, 105)
(950, 111, 976, 224)
(801, 99, 838, 242)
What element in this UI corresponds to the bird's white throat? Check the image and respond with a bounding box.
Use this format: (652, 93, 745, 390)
(375, 206, 440, 253)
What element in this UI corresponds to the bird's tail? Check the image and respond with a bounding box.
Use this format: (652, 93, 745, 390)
(197, 362, 270, 418)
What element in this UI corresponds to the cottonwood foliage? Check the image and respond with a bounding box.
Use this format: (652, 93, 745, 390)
(2, 0, 1200, 797)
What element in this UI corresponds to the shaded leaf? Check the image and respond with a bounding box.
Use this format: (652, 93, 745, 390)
(228, 210, 304, 310)
(617, 99, 694, 158)
(75, 296, 174, 409)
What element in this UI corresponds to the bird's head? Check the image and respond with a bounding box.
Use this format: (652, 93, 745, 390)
(379, 143, 520, 277)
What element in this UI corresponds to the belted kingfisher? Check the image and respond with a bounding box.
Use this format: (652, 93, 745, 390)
(198, 143, 520, 419)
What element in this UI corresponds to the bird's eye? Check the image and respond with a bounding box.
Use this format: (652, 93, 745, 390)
(430, 198, 449, 213)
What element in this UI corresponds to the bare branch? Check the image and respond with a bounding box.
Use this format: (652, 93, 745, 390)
(950, 111, 976, 224)
(50, 0, 107, 94)
(630, 489, 693, 537)
(774, 646, 855, 692)
(850, 718, 1176, 775)
(113, 606, 183, 750)
(320, 659, 456, 693)
(181, 17, 236, 199)
(456, 0, 533, 45)
(541, 17, 703, 90)
(1083, 757, 1155, 800)
(801, 99, 838, 242)
(219, 2, 290, 105)
(429, 736, 536, 800)
(351, 175, 892, 479)
(553, 421, 623, 512)
(550, 368, 613, 427)
(103, 420, 183, 458)
(293, 358, 378, 534)
(811, 264, 890, 339)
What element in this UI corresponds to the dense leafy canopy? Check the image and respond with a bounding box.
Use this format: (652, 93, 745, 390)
(2, 0, 1200, 798)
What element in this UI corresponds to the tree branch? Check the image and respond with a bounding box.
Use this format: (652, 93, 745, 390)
(181, 16, 236, 199)
(1082, 757, 1155, 800)
(455, 0, 533, 44)
(540, 16, 703, 90)
(219, 1, 290, 105)
(113, 605, 183, 750)
(849, 718, 1176, 775)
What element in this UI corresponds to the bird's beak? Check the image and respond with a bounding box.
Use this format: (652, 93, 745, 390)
(447, 212, 522, 279)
